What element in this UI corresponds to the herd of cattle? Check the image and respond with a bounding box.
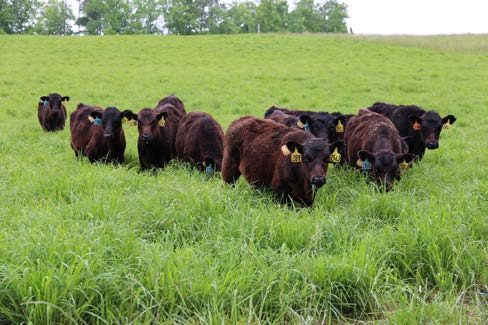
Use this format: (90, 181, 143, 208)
(37, 93, 456, 206)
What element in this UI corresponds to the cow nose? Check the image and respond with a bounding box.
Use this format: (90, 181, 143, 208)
(426, 141, 439, 149)
(312, 176, 326, 187)
(104, 133, 113, 139)
(142, 134, 152, 141)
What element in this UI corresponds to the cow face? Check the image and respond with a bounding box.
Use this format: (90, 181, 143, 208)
(134, 108, 168, 144)
(40, 93, 69, 113)
(297, 113, 346, 142)
(408, 112, 456, 150)
(282, 138, 343, 188)
(357, 150, 415, 191)
(88, 107, 132, 140)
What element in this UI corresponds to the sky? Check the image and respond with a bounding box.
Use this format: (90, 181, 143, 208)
(67, 0, 488, 35)
(341, 0, 488, 35)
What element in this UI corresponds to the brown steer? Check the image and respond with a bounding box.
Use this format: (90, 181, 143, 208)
(38, 93, 69, 131)
(70, 103, 132, 163)
(121, 108, 173, 170)
(157, 95, 186, 115)
(222, 116, 343, 206)
(344, 109, 415, 191)
(175, 112, 224, 173)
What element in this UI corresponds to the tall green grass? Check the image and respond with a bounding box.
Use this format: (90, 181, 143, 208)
(0, 34, 486, 323)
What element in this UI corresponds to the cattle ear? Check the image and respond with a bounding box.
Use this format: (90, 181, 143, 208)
(329, 140, 344, 164)
(408, 115, 422, 131)
(330, 140, 344, 153)
(357, 150, 374, 170)
(156, 112, 168, 127)
(396, 153, 415, 164)
(297, 115, 311, 130)
(40, 96, 49, 101)
(357, 150, 374, 162)
(442, 115, 456, 129)
(62, 96, 70, 102)
(396, 153, 415, 171)
(88, 111, 102, 124)
(121, 110, 138, 125)
(334, 115, 346, 133)
(281, 141, 303, 156)
(121, 110, 137, 120)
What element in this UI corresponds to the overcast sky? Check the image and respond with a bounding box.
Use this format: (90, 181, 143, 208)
(342, 0, 488, 35)
(67, 0, 488, 35)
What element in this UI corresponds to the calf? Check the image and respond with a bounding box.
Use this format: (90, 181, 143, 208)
(70, 104, 132, 163)
(175, 112, 224, 174)
(368, 102, 456, 160)
(157, 95, 186, 115)
(222, 116, 343, 206)
(345, 109, 415, 191)
(155, 98, 185, 152)
(37, 93, 69, 131)
(264, 106, 347, 143)
(122, 105, 181, 170)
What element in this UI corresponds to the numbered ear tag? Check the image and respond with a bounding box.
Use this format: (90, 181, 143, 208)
(413, 121, 421, 131)
(205, 164, 214, 175)
(443, 121, 452, 129)
(122, 117, 137, 126)
(335, 120, 344, 133)
(43, 100, 49, 107)
(93, 117, 102, 125)
(297, 120, 305, 129)
(330, 147, 341, 163)
(357, 157, 372, 171)
(158, 119, 165, 127)
(304, 122, 311, 132)
(400, 160, 410, 170)
(291, 148, 302, 163)
(362, 158, 372, 171)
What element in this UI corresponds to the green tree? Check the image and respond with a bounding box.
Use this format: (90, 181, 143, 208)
(37, 0, 74, 35)
(256, 0, 287, 33)
(9, 0, 39, 33)
(227, 1, 256, 33)
(319, 0, 348, 33)
(79, 0, 105, 34)
(288, 0, 322, 33)
(103, 0, 131, 34)
(130, 0, 164, 34)
(163, 0, 200, 35)
(0, 0, 13, 33)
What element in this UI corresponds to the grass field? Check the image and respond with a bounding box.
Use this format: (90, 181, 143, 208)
(0, 34, 487, 323)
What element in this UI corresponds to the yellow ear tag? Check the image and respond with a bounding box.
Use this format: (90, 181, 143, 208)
(297, 120, 305, 129)
(356, 158, 363, 168)
(400, 160, 410, 170)
(122, 117, 137, 126)
(330, 147, 341, 163)
(413, 121, 421, 131)
(158, 119, 165, 127)
(443, 120, 452, 129)
(291, 148, 302, 163)
(335, 120, 344, 133)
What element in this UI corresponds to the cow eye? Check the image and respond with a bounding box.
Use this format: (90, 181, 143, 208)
(304, 155, 313, 162)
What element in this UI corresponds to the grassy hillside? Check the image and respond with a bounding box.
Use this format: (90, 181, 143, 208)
(0, 34, 486, 323)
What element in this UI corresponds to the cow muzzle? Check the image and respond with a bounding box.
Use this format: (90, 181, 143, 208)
(426, 141, 439, 149)
(311, 176, 326, 188)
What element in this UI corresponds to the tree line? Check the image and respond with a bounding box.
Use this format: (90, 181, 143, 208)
(0, 0, 348, 35)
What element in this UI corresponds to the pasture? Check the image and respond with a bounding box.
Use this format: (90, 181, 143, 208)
(0, 34, 487, 323)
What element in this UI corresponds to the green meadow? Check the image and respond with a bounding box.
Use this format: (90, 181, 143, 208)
(0, 34, 487, 323)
